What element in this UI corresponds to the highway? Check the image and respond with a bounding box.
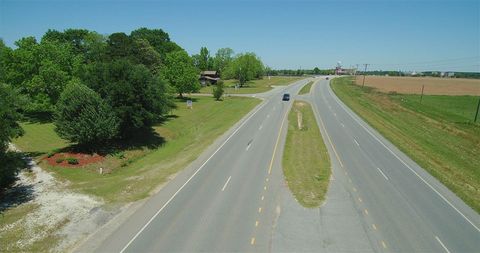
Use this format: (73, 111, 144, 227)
(80, 77, 480, 253)
(85, 79, 310, 252)
(278, 78, 480, 252)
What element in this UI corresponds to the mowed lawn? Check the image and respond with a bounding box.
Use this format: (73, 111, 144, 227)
(13, 96, 260, 203)
(199, 76, 304, 94)
(14, 122, 68, 155)
(282, 101, 331, 208)
(331, 77, 480, 213)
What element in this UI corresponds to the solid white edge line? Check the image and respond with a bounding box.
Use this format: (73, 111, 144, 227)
(326, 85, 480, 233)
(246, 142, 251, 151)
(221, 176, 232, 192)
(119, 101, 268, 253)
(435, 236, 452, 253)
(377, 167, 389, 180)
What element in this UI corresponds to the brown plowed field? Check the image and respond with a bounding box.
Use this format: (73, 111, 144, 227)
(354, 76, 480, 95)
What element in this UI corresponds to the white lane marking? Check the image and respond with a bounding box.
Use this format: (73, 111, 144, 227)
(354, 139, 359, 146)
(377, 168, 389, 180)
(341, 123, 345, 128)
(326, 86, 480, 233)
(259, 124, 263, 130)
(222, 176, 232, 191)
(333, 112, 337, 117)
(435, 236, 452, 253)
(119, 101, 268, 253)
(267, 114, 270, 118)
(246, 139, 253, 151)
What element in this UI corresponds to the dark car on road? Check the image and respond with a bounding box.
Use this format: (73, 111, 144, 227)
(326, 77, 329, 80)
(282, 93, 290, 101)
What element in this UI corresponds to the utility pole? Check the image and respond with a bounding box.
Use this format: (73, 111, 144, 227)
(474, 97, 480, 123)
(362, 64, 369, 88)
(420, 85, 425, 104)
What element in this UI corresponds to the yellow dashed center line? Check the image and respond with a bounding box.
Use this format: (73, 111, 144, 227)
(258, 207, 262, 213)
(255, 221, 259, 227)
(251, 237, 256, 245)
(364, 209, 369, 215)
(372, 224, 377, 230)
(358, 197, 362, 202)
(267, 106, 290, 175)
(261, 196, 264, 201)
(264, 186, 267, 191)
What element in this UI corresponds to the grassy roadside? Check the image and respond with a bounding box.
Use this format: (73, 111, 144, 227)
(199, 76, 304, 94)
(331, 77, 480, 213)
(282, 101, 331, 208)
(12, 96, 260, 203)
(298, 81, 314, 95)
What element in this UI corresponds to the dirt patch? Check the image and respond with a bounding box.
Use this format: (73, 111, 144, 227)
(355, 76, 480, 95)
(45, 152, 104, 167)
(0, 145, 119, 252)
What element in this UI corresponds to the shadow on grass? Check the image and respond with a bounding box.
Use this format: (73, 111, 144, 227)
(22, 111, 54, 124)
(0, 152, 35, 214)
(55, 122, 178, 157)
(176, 96, 199, 102)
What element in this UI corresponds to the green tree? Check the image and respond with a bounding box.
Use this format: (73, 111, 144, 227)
(223, 53, 264, 86)
(131, 39, 162, 73)
(107, 32, 132, 59)
(0, 83, 24, 189)
(213, 48, 234, 74)
(81, 59, 174, 136)
(313, 67, 320, 74)
(130, 27, 182, 59)
(54, 79, 119, 146)
(2, 37, 76, 114)
(213, 80, 224, 101)
(193, 47, 213, 71)
(163, 50, 200, 97)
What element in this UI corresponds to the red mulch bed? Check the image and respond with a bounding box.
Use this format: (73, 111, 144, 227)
(45, 152, 105, 167)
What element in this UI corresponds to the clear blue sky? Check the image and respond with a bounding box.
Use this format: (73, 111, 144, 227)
(1, 0, 479, 72)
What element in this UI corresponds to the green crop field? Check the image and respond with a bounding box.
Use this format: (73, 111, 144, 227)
(331, 77, 480, 213)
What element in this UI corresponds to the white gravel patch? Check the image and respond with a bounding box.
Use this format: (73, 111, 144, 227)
(0, 145, 114, 252)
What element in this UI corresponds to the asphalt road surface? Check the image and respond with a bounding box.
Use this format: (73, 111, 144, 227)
(80, 77, 479, 253)
(84, 79, 310, 253)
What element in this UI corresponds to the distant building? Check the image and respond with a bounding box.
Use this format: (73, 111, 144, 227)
(335, 67, 356, 75)
(441, 72, 455, 78)
(199, 71, 220, 86)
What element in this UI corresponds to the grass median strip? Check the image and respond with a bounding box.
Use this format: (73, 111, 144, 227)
(298, 81, 314, 95)
(282, 101, 331, 208)
(331, 77, 480, 213)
